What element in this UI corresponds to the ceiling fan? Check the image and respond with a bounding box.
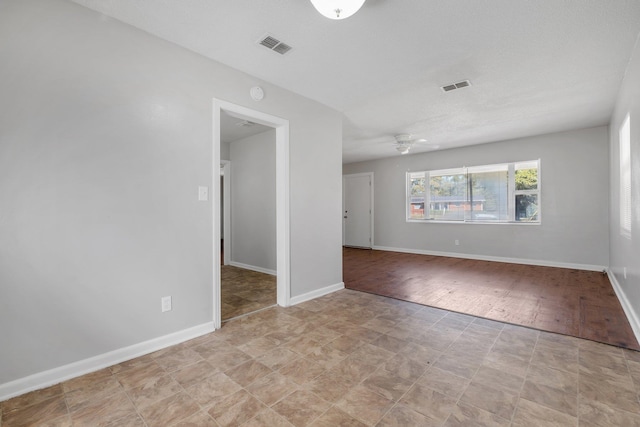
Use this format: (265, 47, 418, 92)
(392, 134, 437, 155)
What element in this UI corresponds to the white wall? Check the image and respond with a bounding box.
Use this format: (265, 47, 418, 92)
(343, 126, 610, 269)
(221, 140, 231, 162)
(0, 0, 342, 388)
(230, 130, 277, 272)
(221, 141, 230, 240)
(609, 35, 640, 331)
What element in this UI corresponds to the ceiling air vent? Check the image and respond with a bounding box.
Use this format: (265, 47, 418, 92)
(273, 43, 292, 55)
(441, 80, 471, 92)
(258, 34, 292, 55)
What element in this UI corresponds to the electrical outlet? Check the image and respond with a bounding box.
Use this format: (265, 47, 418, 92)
(455, 239, 460, 246)
(161, 296, 172, 312)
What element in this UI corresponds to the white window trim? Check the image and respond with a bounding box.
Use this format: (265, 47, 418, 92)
(507, 163, 515, 222)
(620, 114, 631, 238)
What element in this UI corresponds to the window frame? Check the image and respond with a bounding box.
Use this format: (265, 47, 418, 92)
(406, 159, 541, 225)
(620, 114, 631, 238)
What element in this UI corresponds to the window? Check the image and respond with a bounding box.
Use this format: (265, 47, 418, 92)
(620, 114, 631, 238)
(514, 160, 540, 222)
(407, 160, 540, 223)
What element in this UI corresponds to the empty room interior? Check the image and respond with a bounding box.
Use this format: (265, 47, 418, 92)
(1, 0, 640, 426)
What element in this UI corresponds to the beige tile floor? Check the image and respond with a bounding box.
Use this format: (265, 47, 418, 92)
(3, 289, 640, 426)
(221, 266, 276, 321)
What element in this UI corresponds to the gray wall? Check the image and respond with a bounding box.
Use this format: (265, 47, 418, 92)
(0, 0, 342, 384)
(230, 130, 277, 271)
(609, 35, 640, 323)
(344, 126, 610, 268)
(221, 141, 230, 239)
(221, 140, 231, 162)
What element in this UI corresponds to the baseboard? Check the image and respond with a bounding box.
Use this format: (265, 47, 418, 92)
(608, 271, 640, 344)
(289, 282, 345, 306)
(229, 261, 276, 276)
(0, 322, 215, 402)
(372, 246, 606, 272)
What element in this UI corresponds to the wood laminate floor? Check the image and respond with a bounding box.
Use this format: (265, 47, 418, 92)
(343, 247, 639, 350)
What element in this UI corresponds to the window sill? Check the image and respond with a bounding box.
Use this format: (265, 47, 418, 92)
(406, 219, 541, 225)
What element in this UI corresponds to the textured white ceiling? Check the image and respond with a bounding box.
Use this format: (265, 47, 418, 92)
(71, 0, 640, 163)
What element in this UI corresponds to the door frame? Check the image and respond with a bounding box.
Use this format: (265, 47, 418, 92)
(342, 172, 374, 248)
(213, 99, 290, 329)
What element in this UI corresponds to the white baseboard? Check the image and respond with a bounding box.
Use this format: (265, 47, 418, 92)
(0, 322, 215, 402)
(372, 246, 606, 272)
(229, 261, 276, 276)
(289, 282, 345, 306)
(608, 271, 640, 344)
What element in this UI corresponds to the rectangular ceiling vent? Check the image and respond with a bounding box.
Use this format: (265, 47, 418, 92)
(441, 80, 471, 92)
(258, 34, 292, 55)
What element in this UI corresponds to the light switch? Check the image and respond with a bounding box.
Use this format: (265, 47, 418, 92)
(198, 186, 208, 201)
(161, 296, 172, 312)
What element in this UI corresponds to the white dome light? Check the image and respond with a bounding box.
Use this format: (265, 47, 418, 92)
(310, 0, 366, 20)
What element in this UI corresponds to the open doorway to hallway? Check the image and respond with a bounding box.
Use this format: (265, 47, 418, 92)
(213, 99, 290, 328)
(220, 112, 276, 320)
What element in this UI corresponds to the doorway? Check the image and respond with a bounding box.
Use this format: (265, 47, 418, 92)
(220, 114, 275, 320)
(343, 173, 374, 248)
(213, 99, 290, 329)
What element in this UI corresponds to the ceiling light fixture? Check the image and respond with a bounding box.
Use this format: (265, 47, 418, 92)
(310, 0, 366, 20)
(396, 144, 411, 155)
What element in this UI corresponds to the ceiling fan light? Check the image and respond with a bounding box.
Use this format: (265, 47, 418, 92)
(396, 144, 411, 155)
(310, 0, 366, 20)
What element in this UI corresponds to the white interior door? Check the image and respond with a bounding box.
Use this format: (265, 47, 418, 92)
(343, 173, 373, 248)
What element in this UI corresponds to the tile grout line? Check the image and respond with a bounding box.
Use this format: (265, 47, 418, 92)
(308, 305, 447, 426)
(508, 329, 540, 426)
(445, 315, 506, 425)
(338, 309, 432, 423)
(167, 365, 208, 427)
(235, 323, 361, 426)
(373, 309, 481, 425)
(577, 345, 581, 427)
(333, 330, 397, 426)
(121, 381, 150, 427)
